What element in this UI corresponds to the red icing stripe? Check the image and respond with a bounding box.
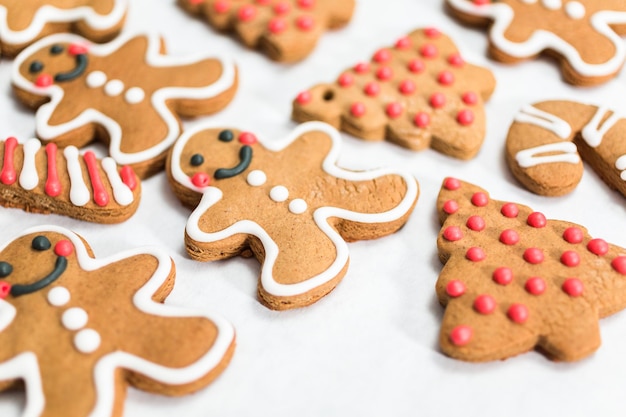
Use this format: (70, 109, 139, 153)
(0, 137, 18, 185)
(84, 151, 109, 207)
(45, 143, 61, 197)
(120, 165, 137, 191)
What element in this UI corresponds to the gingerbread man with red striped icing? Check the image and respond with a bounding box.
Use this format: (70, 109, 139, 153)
(292, 28, 496, 159)
(436, 178, 626, 362)
(178, 0, 355, 62)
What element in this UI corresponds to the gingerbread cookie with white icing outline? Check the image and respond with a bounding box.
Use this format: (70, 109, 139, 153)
(437, 178, 626, 362)
(0, 136, 140, 223)
(12, 32, 238, 178)
(445, 0, 626, 86)
(177, 0, 355, 62)
(167, 122, 419, 310)
(292, 28, 496, 159)
(0, 0, 128, 57)
(506, 100, 626, 197)
(0, 225, 235, 416)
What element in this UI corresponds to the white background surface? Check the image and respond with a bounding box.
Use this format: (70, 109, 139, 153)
(2, 0, 626, 416)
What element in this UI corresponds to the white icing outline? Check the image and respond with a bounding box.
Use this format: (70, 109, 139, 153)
(0, 225, 235, 416)
(447, 0, 626, 77)
(514, 104, 572, 138)
(581, 106, 621, 147)
(171, 122, 419, 298)
(19, 138, 41, 190)
(64, 146, 91, 206)
(0, 0, 128, 46)
(12, 32, 237, 166)
(515, 141, 580, 167)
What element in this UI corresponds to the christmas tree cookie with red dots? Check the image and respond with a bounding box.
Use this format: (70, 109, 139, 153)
(292, 28, 496, 159)
(445, 0, 626, 86)
(0, 0, 128, 57)
(436, 178, 626, 362)
(0, 225, 235, 416)
(177, 0, 355, 62)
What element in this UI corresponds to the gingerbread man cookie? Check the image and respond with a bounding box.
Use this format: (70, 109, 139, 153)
(167, 122, 419, 310)
(506, 100, 626, 197)
(0, 225, 235, 416)
(0, 0, 127, 57)
(12, 32, 238, 178)
(178, 0, 355, 62)
(437, 178, 626, 362)
(446, 0, 626, 86)
(292, 28, 496, 159)
(0, 136, 140, 223)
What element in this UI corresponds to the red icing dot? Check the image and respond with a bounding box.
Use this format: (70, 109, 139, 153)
(563, 227, 583, 244)
(612, 256, 626, 274)
(562, 278, 584, 297)
(466, 215, 485, 231)
(256, 0, 271, 4)
(414, 112, 430, 128)
(466, 247, 486, 262)
(524, 248, 544, 264)
(273, 1, 290, 14)
(443, 200, 459, 214)
(395, 36, 412, 49)
(68, 43, 88, 56)
(525, 277, 546, 295)
(457, 109, 475, 126)
(424, 27, 441, 38)
(296, 15, 315, 31)
(373, 48, 392, 63)
(420, 44, 438, 58)
(214, 0, 230, 13)
(438, 70, 455, 86)
(430, 92, 446, 108)
(500, 229, 519, 245)
(527, 212, 547, 228)
(0, 281, 11, 299)
(296, 90, 311, 104)
(448, 53, 465, 67)
(407, 59, 424, 73)
(364, 82, 380, 96)
(399, 79, 416, 95)
(238, 4, 257, 21)
(446, 280, 466, 297)
(507, 304, 529, 323)
(376, 66, 393, 81)
(471, 192, 488, 207)
(560, 251, 580, 267)
(297, 0, 314, 8)
(493, 267, 513, 285)
(450, 325, 473, 346)
(473, 294, 496, 314)
(443, 226, 463, 241)
(587, 238, 609, 256)
(443, 177, 461, 190)
(268, 17, 287, 34)
(54, 240, 73, 257)
(501, 203, 519, 218)
(191, 172, 210, 188)
(474, 0, 490, 4)
(338, 73, 354, 87)
(386, 102, 403, 118)
(238, 132, 257, 144)
(350, 102, 366, 117)
(35, 74, 53, 87)
(462, 91, 478, 106)
(354, 62, 370, 73)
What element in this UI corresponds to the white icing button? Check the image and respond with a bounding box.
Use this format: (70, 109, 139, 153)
(565, 1, 585, 19)
(86, 71, 106, 88)
(289, 199, 308, 214)
(125, 87, 145, 104)
(62, 307, 88, 331)
(74, 329, 101, 354)
(47, 287, 70, 306)
(270, 185, 289, 202)
(104, 79, 124, 96)
(247, 170, 267, 186)
(541, 0, 561, 9)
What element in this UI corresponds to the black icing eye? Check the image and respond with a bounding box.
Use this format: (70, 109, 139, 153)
(50, 44, 64, 55)
(31, 236, 51, 251)
(190, 154, 204, 166)
(29, 60, 44, 74)
(0, 262, 12, 278)
(218, 130, 234, 142)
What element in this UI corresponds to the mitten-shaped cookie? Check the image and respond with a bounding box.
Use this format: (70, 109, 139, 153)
(178, 0, 355, 62)
(436, 178, 626, 362)
(0, 226, 235, 416)
(445, 0, 626, 86)
(12, 32, 238, 178)
(292, 28, 496, 159)
(167, 122, 419, 310)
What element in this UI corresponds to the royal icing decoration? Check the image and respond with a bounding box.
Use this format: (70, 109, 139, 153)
(515, 142, 581, 168)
